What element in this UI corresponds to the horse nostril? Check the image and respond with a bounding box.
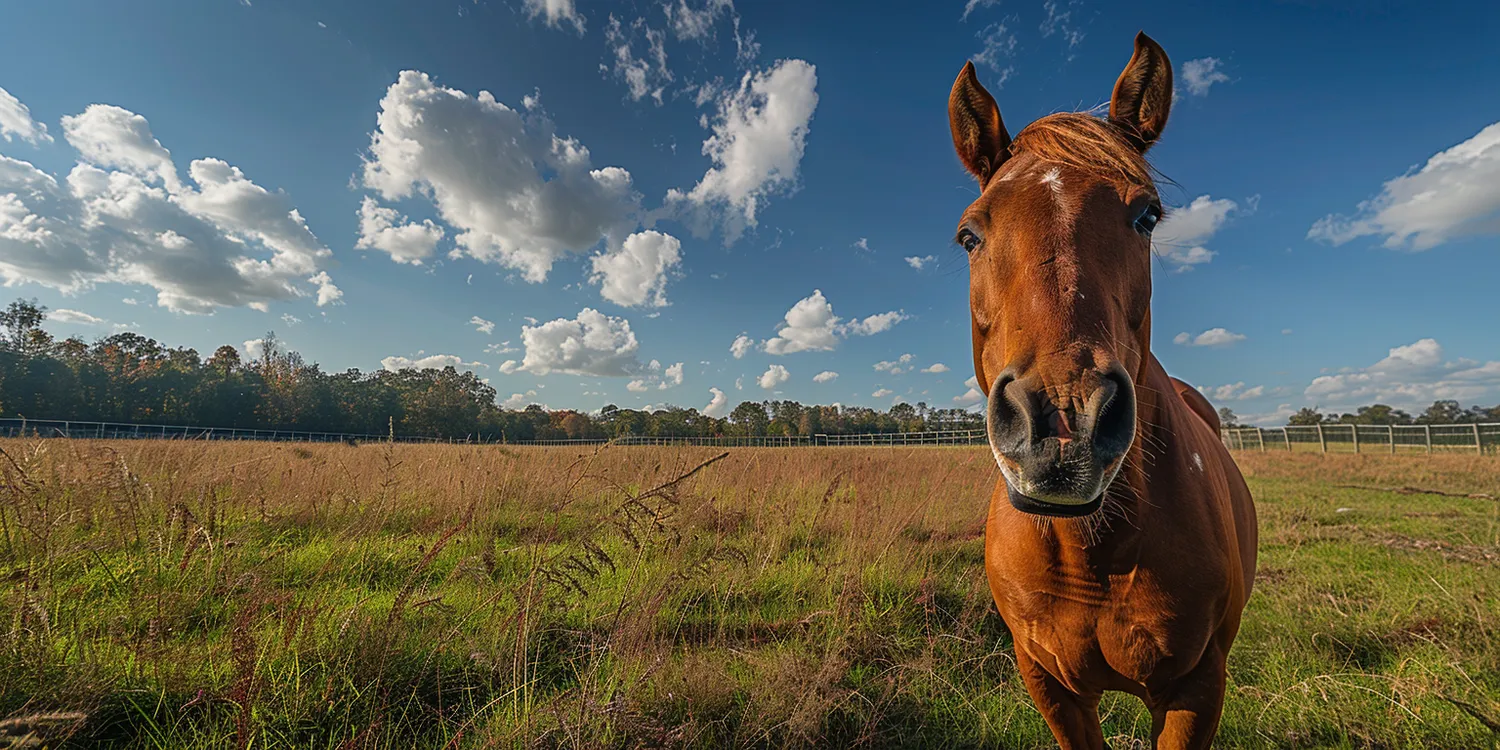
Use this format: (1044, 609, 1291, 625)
(985, 369, 1030, 456)
(1089, 365, 1137, 460)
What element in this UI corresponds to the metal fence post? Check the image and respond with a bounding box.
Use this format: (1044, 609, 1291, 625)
(1424, 424, 1432, 454)
(1475, 423, 1484, 455)
(1389, 424, 1396, 454)
(1316, 423, 1326, 453)
(1352, 424, 1360, 453)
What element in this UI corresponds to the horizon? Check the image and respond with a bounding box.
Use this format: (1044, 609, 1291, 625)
(2, 0, 1498, 426)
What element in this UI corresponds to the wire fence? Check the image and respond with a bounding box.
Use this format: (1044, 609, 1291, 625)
(0, 418, 988, 448)
(1220, 423, 1500, 455)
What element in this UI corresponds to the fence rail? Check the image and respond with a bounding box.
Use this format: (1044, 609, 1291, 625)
(0, 418, 987, 448)
(1220, 423, 1500, 455)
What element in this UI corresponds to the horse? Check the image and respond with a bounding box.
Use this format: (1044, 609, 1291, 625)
(945, 32, 1257, 749)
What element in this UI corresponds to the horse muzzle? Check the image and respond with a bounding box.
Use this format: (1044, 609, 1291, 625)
(984, 363, 1136, 516)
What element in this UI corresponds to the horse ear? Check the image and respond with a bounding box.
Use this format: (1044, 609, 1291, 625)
(948, 61, 1011, 186)
(1109, 32, 1173, 153)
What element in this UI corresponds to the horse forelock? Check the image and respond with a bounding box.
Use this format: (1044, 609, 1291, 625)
(1006, 112, 1157, 191)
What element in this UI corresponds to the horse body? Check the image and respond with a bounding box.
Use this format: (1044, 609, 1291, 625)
(946, 32, 1257, 749)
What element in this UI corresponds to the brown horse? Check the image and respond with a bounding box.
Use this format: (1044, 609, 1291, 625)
(946, 33, 1257, 748)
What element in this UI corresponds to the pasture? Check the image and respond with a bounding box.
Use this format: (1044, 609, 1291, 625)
(0, 440, 1496, 748)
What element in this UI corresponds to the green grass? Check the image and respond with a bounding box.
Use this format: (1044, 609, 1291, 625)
(0, 441, 1496, 748)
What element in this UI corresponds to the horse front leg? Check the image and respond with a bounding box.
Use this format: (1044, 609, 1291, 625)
(1147, 645, 1227, 750)
(1015, 646, 1105, 750)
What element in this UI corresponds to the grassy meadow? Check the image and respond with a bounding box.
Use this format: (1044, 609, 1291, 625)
(0, 439, 1496, 748)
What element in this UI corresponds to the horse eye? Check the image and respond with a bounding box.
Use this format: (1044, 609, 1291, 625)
(959, 228, 982, 252)
(1134, 205, 1162, 235)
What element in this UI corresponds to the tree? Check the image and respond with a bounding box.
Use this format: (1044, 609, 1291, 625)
(1217, 407, 1241, 428)
(0, 299, 46, 354)
(1416, 400, 1464, 425)
(1287, 407, 1325, 426)
(729, 401, 769, 436)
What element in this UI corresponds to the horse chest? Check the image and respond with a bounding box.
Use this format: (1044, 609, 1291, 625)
(996, 572, 1212, 690)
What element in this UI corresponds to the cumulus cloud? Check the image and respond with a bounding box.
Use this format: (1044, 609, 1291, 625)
(0, 101, 336, 313)
(922, 363, 950, 374)
(49, 308, 106, 326)
(355, 197, 443, 264)
(872, 388, 894, 398)
(1152, 195, 1240, 271)
(523, 0, 585, 34)
(0, 86, 51, 145)
(905, 255, 937, 270)
(1180, 58, 1230, 97)
(501, 390, 540, 410)
(730, 333, 754, 359)
(954, 376, 984, 407)
(470, 316, 495, 334)
(761, 289, 906, 354)
(380, 353, 476, 371)
(589, 229, 681, 307)
(359, 71, 640, 284)
(665, 59, 818, 243)
(1308, 122, 1500, 251)
(243, 339, 266, 359)
(661, 361, 685, 388)
(813, 370, 838, 383)
(1173, 328, 1246, 347)
(1303, 338, 1500, 411)
(516, 307, 642, 376)
(703, 386, 729, 417)
(1198, 382, 1265, 402)
(758, 363, 789, 389)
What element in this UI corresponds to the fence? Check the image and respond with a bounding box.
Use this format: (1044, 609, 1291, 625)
(1221, 423, 1500, 455)
(0, 418, 988, 448)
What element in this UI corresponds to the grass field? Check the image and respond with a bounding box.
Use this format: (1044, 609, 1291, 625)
(0, 440, 1496, 749)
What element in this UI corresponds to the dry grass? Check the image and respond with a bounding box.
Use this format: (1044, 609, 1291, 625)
(0, 440, 1496, 748)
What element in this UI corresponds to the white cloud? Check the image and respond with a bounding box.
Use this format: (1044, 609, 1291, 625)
(730, 333, 754, 359)
(1308, 122, 1500, 251)
(845, 310, 908, 336)
(360, 71, 640, 284)
(662, 0, 735, 41)
(1241, 403, 1297, 427)
(0, 87, 51, 145)
(498, 360, 520, 374)
(470, 316, 495, 334)
(954, 376, 984, 406)
(813, 370, 838, 383)
(243, 339, 265, 359)
(49, 308, 106, 326)
(872, 388, 894, 398)
(905, 254, 937, 270)
(589, 229, 681, 307)
(763, 289, 839, 354)
(960, 0, 1001, 21)
(703, 386, 729, 417)
(1173, 328, 1246, 347)
(281, 313, 301, 326)
(922, 363, 950, 374)
(485, 340, 517, 354)
(874, 353, 914, 374)
(1039, 0, 1085, 54)
(603, 15, 672, 105)
(1198, 382, 1265, 402)
(761, 289, 906, 354)
(1181, 57, 1230, 97)
(734, 376, 744, 390)
(523, 0, 585, 34)
(1302, 338, 1500, 411)
(355, 196, 444, 265)
(516, 307, 641, 376)
(627, 379, 650, 392)
(758, 363, 789, 389)
(1153, 195, 1239, 271)
(381, 353, 476, 371)
(501, 390, 540, 410)
(973, 23, 1017, 82)
(665, 59, 818, 243)
(661, 361, 684, 388)
(853, 237, 871, 252)
(0, 104, 336, 313)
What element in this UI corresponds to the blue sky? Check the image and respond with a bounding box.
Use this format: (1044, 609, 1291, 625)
(1, 0, 1498, 424)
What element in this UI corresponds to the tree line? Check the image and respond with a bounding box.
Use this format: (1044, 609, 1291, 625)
(1218, 401, 1500, 429)
(0, 299, 982, 442)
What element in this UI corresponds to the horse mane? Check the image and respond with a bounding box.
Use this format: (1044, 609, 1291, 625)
(1009, 112, 1157, 189)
